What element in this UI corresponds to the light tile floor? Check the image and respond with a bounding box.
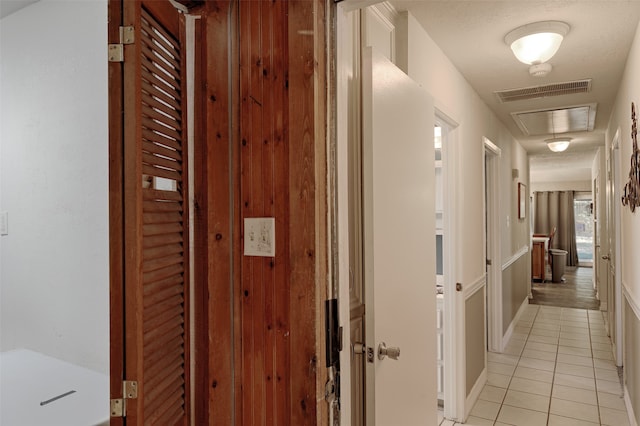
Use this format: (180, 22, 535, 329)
(438, 304, 630, 426)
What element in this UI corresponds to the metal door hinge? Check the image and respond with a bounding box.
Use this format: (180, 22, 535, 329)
(110, 398, 125, 417)
(108, 44, 124, 62)
(110, 380, 138, 418)
(108, 26, 135, 63)
(119, 26, 135, 44)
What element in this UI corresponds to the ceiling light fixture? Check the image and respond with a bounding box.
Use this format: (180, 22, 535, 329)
(546, 138, 571, 152)
(505, 21, 570, 77)
(546, 111, 571, 152)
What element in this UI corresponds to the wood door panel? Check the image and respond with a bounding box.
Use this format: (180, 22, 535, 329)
(111, 0, 189, 424)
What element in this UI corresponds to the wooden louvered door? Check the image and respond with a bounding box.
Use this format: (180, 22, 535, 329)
(110, 0, 189, 424)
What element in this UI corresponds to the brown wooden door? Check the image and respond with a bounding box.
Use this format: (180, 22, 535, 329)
(109, 0, 190, 423)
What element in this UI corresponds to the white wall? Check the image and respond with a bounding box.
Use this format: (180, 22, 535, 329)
(606, 17, 640, 424)
(403, 12, 529, 275)
(0, 0, 109, 373)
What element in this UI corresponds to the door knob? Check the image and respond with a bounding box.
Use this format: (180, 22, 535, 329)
(602, 254, 610, 260)
(378, 342, 400, 360)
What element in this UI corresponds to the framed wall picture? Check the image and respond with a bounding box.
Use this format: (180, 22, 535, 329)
(518, 182, 526, 219)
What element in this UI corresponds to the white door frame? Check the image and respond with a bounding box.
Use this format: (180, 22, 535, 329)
(335, 2, 360, 423)
(609, 129, 623, 365)
(434, 111, 465, 421)
(484, 137, 503, 353)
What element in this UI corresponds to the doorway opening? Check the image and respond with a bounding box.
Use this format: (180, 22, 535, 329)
(435, 122, 445, 409)
(574, 193, 594, 267)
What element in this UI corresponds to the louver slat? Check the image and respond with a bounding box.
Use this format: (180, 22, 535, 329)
(143, 212, 183, 225)
(143, 188, 182, 202)
(143, 233, 183, 249)
(142, 102, 182, 132)
(143, 264, 184, 288)
(144, 276, 183, 302)
(142, 151, 182, 172)
(142, 117, 182, 141)
(143, 200, 183, 213)
(144, 301, 184, 332)
(142, 129, 182, 152)
(141, 71, 182, 109)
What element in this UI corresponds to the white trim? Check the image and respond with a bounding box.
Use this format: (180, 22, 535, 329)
(464, 274, 486, 300)
(484, 137, 502, 156)
(340, 0, 384, 13)
(625, 385, 639, 426)
(501, 296, 530, 352)
(502, 246, 529, 271)
(363, 4, 396, 63)
(372, 1, 399, 22)
(436, 112, 464, 422)
(623, 282, 640, 320)
(335, 5, 358, 423)
(464, 368, 487, 421)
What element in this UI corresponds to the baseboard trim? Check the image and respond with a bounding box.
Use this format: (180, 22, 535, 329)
(625, 384, 639, 426)
(501, 296, 530, 352)
(464, 367, 487, 422)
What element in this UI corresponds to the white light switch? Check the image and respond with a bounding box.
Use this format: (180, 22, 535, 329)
(243, 217, 275, 257)
(0, 211, 8, 236)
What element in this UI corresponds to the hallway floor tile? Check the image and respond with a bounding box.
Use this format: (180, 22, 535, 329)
(438, 305, 632, 426)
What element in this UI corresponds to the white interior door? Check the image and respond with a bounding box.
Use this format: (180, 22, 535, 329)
(362, 47, 436, 426)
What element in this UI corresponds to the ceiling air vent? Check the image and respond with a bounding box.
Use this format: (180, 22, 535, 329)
(511, 103, 597, 136)
(495, 79, 592, 103)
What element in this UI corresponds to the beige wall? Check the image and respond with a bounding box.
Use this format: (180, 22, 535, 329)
(501, 254, 530, 334)
(465, 289, 486, 396)
(607, 17, 640, 423)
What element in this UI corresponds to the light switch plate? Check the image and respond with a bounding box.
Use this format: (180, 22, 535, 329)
(0, 211, 7, 236)
(243, 217, 275, 257)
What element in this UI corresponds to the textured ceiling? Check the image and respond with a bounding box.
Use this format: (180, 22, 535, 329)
(390, 0, 640, 183)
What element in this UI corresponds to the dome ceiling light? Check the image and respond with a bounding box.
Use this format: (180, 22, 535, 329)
(505, 21, 570, 77)
(546, 138, 572, 152)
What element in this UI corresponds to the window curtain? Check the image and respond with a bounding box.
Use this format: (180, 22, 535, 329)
(533, 191, 579, 266)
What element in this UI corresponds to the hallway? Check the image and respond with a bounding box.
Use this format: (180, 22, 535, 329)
(439, 304, 629, 425)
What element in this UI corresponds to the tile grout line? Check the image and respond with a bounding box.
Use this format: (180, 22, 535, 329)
(543, 307, 561, 426)
(591, 310, 603, 426)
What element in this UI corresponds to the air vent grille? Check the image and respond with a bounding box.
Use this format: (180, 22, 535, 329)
(495, 79, 592, 103)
